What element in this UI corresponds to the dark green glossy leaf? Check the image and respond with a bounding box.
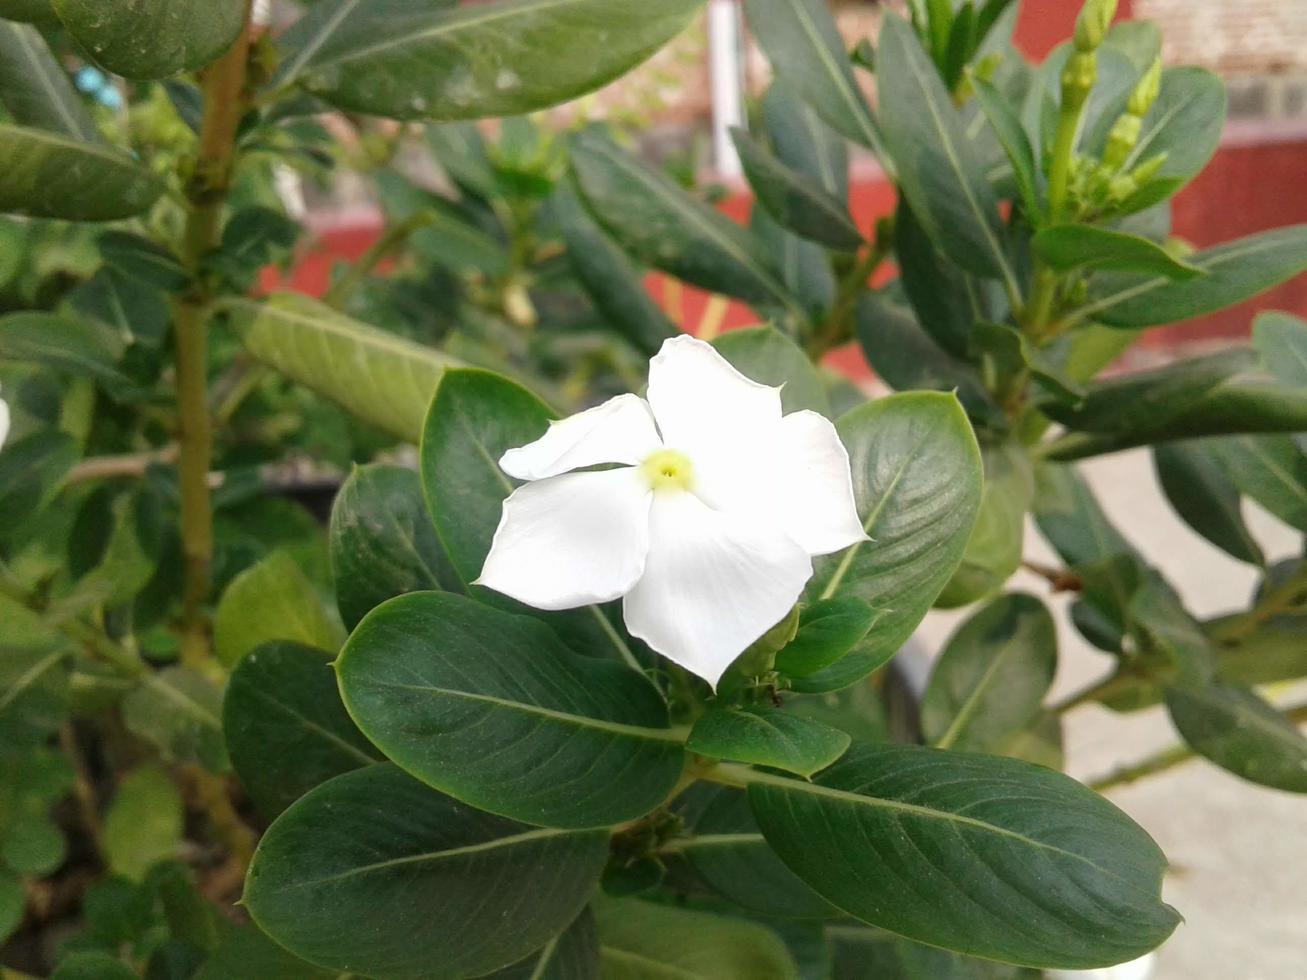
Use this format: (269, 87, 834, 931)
(0, 22, 100, 140)
(1084, 225, 1307, 328)
(54, 0, 245, 78)
(970, 74, 1039, 218)
(800, 393, 983, 691)
(68, 268, 169, 349)
(828, 925, 1039, 980)
(98, 231, 189, 291)
(551, 183, 677, 358)
(1033, 224, 1204, 279)
(676, 786, 834, 919)
(223, 641, 382, 819)
(1166, 683, 1307, 793)
(485, 910, 599, 980)
(1254, 310, 1307, 388)
(223, 293, 459, 442)
(594, 897, 799, 979)
(775, 597, 879, 677)
(687, 706, 849, 778)
(749, 742, 1180, 969)
(329, 463, 459, 630)
(196, 922, 338, 980)
(752, 208, 835, 323)
(1154, 442, 1264, 565)
(893, 201, 984, 358)
(761, 79, 848, 203)
(570, 128, 799, 317)
(275, 0, 701, 121)
(337, 591, 685, 828)
(1032, 463, 1133, 568)
(713, 325, 830, 416)
(0, 431, 77, 537)
(744, 0, 885, 162)
(121, 666, 228, 772)
(732, 127, 861, 251)
(1210, 435, 1307, 533)
(244, 764, 608, 979)
(878, 14, 1015, 286)
(213, 551, 343, 668)
(921, 594, 1057, 752)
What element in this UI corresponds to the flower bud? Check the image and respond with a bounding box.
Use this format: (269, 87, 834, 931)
(1061, 51, 1098, 109)
(1129, 57, 1164, 117)
(1074, 0, 1119, 52)
(1103, 114, 1142, 169)
(1130, 151, 1168, 185)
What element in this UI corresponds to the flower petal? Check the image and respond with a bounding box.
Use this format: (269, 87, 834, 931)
(645, 335, 782, 461)
(0, 392, 8, 450)
(622, 491, 812, 688)
(477, 468, 652, 610)
(766, 410, 868, 555)
(499, 393, 661, 481)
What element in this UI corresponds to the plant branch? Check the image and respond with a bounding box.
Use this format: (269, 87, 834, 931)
(807, 235, 890, 361)
(67, 447, 178, 485)
(1022, 559, 1083, 593)
(324, 212, 434, 309)
(1208, 567, 1307, 646)
(172, 6, 255, 669)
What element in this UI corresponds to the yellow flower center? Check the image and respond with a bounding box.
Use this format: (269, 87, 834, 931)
(640, 448, 695, 493)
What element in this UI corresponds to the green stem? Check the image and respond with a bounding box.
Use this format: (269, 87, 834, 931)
(172, 7, 254, 669)
(324, 212, 434, 310)
(1048, 670, 1141, 715)
(1208, 567, 1307, 646)
(807, 237, 890, 361)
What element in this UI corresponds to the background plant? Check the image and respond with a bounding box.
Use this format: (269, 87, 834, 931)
(0, 0, 1304, 978)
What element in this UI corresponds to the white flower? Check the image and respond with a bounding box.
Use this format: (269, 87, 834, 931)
(0, 385, 8, 450)
(477, 335, 866, 687)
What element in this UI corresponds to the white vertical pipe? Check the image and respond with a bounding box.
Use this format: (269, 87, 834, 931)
(707, 0, 745, 179)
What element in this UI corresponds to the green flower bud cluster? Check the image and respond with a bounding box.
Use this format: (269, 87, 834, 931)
(1074, 0, 1119, 52)
(1105, 57, 1163, 169)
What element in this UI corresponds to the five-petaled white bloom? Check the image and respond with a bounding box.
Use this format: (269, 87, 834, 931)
(477, 335, 867, 688)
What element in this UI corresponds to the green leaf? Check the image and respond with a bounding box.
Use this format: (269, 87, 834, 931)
(969, 75, 1040, 219)
(761, 79, 848, 203)
(97, 231, 189, 291)
(688, 706, 849, 778)
(1166, 683, 1307, 793)
(0, 123, 162, 221)
(742, 0, 888, 163)
(1044, 350, 1307, 458)
(1032, 463, 1133, 569)
(893, 201, 985, 359)
(51, 953, 136, 980)
(732, 127, 861, 251)
(799, 393, 983, 691)
(223, 641, 382, 819)
(0, 0, 56, 23)
(329, 463, 458, 630)
(674, 785, 833, 919)
(1033, 224, 1204, 279)
(52, 0, 245, 79)
(0, 869, 22, 945)
(712, 325, 830, 416)
(214, 551, 343, 668)
(0, 432, 78, 541)
(1210, 435, 1307, 533)
(937, 441, 1034, 608)
(752, 208, 836, 323)
(570, 128, 799, 318)
(0, 21, 101, 141)
(854, 292, 997, 425)
(223, 293, 458, 443)
(121, 666, 228, 772)
(594, 897, 799, 979)
(550, 183, 677, 359)
(1, 813, 64, 875)
(0, 647, 70, 749)
(68, 268, 169, 349)
(775, 597, 879, 678)
(196, 922, 338, 980)
(103, 767, 182, 881)
(1154, 442, 1264, 566)
(921, 594, 1057, 752)
(337, 591, 685, 828)
(1084, 225, 1307, 328)
(484, 910, 599, 980)
(274, 0, 702, 120)
(1254, 310, 1307, 387)
(0, 311, 127, 384)
(748, 742, 1180, 969)
(418, 368, 635, 663)
(877, 14, 1015, 287)
(244, 764, 608, 979)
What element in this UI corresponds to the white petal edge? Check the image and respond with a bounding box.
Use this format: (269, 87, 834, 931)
(645, 335, 782, 463)
(622, 491, 812, 688)
(476, 467, 652, 610)
(0, 392, 8, 451)
(499, 393, 662, 482)
(766, 410, 868, 555)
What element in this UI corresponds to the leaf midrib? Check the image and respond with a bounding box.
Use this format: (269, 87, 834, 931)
(365, 677, 686, 743)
